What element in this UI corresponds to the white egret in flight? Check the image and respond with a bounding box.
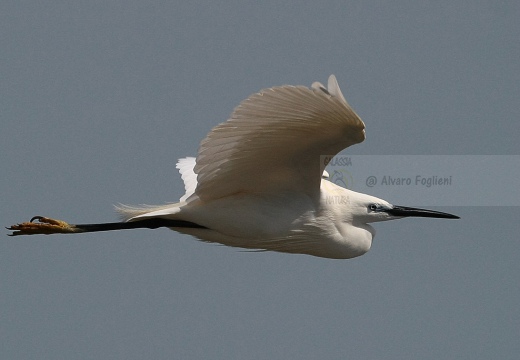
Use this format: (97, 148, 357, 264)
(8, 75, 458, 259)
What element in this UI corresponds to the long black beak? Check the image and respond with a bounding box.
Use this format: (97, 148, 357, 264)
(387, 206, 459, 219)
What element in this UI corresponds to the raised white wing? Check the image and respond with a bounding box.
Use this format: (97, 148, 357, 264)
(192, 75, 365, 201)
(176, 157, 197, 202)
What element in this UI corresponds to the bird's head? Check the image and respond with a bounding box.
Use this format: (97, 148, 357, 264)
(350, 193, 459, 224)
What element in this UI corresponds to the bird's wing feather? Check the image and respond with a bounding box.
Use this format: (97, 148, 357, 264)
(192, 75, 365, 201)
(176, 157, 197, 202)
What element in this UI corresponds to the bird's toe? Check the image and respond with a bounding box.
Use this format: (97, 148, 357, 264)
(7, 216, 76, 236)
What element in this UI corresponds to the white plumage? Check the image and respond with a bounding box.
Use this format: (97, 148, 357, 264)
(114, 75, 457, 259)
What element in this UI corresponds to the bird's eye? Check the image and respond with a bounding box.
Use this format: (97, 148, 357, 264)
(368, 204, 379, 211)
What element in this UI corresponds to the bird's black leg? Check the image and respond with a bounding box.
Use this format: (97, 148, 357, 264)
(7, 216, 207, 236)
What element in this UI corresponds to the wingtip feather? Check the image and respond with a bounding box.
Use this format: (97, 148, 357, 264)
(327, 74, 348, 104)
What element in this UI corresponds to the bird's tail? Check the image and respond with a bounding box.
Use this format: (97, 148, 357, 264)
(115, 157, 196, 222)
(114, 203, 183, 222)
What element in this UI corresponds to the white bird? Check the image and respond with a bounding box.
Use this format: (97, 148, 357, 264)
(8, 75, 458, 259)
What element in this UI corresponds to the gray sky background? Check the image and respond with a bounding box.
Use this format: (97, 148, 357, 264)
(1, 1, 519, 359)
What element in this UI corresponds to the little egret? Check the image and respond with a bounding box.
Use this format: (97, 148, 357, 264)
(8, 75, 459, 259)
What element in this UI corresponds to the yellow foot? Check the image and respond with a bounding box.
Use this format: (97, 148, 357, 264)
(7, 216, 77, 236)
